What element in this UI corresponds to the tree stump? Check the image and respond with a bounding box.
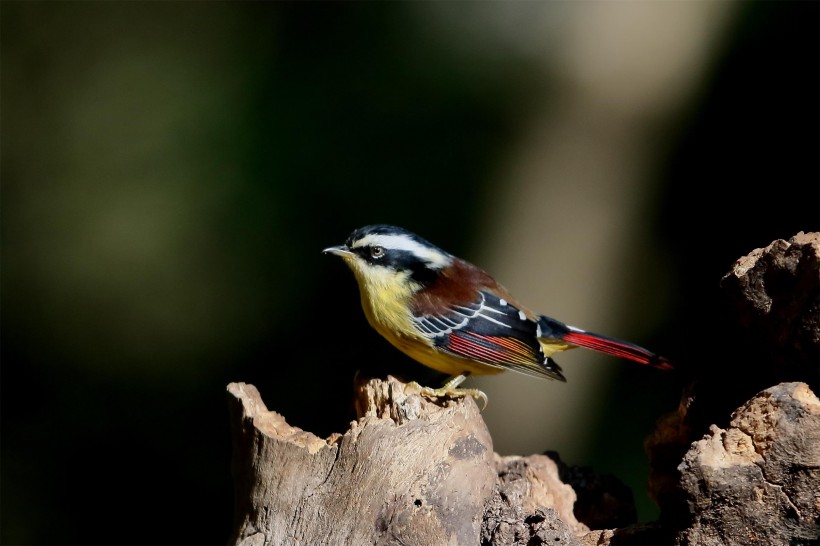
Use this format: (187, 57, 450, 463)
(228, 377, 587, 546)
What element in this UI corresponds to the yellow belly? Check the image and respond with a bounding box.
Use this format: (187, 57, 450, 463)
(379, 324, 505, 376)
(356, 276, 502, 377)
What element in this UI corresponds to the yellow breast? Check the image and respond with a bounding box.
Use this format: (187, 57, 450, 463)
(354, 267, 424, 344)
(344, 256, 503, 377)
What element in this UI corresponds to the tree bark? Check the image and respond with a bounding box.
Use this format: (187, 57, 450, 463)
(228, 377, 497, 546)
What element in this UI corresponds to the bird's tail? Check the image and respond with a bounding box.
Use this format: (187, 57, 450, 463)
(538, 316, 673, 371)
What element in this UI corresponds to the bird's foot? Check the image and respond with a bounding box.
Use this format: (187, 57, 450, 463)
(405, 375, 488, 410)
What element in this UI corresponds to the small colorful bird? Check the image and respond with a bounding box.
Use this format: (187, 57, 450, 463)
(324, 224, 671, 406)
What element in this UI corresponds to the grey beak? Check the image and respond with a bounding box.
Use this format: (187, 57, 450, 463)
(323, 245, 353, 257)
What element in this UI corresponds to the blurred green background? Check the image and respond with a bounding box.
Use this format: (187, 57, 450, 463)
(2, 1, 817, 543)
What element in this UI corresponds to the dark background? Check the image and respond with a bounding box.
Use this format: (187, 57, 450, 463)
(2, 2, 818, 544)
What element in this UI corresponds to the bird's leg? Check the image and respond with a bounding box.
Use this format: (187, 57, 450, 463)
(405, 373, 488, 410)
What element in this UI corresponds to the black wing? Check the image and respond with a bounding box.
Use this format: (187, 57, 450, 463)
(411, 291, 566, 381)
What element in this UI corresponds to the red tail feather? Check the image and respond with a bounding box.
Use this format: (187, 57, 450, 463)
(561, 331, 673, 370)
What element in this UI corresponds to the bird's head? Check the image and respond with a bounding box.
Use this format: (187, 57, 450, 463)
(323, 224, 453, 291)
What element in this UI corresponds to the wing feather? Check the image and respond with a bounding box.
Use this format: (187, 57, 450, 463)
(411, 291, 566, 381)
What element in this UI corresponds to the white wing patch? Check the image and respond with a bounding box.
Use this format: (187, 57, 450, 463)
(412, 292, 512, 338)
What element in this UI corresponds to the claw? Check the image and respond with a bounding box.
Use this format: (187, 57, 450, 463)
(405, 374, 488, 410)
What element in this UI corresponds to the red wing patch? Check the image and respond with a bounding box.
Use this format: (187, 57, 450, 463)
(446, 331, 540, 366)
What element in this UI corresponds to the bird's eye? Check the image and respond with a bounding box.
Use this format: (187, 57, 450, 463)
(370, 246, 385, 259)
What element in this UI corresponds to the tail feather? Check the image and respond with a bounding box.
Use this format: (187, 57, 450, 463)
(538, 316, 672, 371)
(542, 357, 567, 382)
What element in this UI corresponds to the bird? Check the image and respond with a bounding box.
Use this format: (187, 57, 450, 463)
(324, 224, 672, 406)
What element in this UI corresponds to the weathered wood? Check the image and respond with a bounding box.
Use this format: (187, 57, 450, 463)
(720, 231, 820, 383)
(643, 232, 820, 546)
(228, 377, 497, 546)
(677, 381, 820, 546)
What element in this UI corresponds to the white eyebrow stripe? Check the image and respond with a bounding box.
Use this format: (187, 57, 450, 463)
(352, 233, 452, 269)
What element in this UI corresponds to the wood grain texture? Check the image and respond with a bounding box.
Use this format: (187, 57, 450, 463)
(228, 378, 496, 546)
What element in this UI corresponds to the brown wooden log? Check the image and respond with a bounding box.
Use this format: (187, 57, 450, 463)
(228, 377, 497, 546)
(227, 377, 587, 546)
